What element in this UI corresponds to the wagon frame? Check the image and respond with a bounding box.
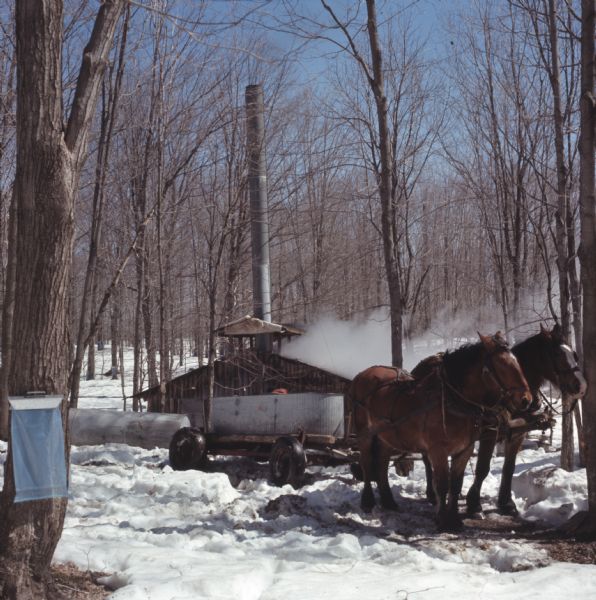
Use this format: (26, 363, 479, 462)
(133, 317, 370, 486)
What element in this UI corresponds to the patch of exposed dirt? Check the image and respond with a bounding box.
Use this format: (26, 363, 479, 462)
(463, 509, 596, 565)
(535, 536, 596, 564)
(50, 563, 110, 599)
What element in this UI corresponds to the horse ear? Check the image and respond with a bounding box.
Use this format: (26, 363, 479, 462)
(478, 332, 495, 351)
(493, 331, 507, 346)
(551, 322, 563, 342)
(540, 323, 549, 336)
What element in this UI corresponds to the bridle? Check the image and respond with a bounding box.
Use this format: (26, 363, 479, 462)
(480, 348, 529, 414)
(554, 363, 583, 379)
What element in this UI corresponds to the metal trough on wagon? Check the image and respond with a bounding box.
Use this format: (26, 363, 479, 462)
(170, 391, 357, 488)
(135, 319, 403, 487)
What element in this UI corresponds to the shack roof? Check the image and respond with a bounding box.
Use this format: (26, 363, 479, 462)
(132, 350, 349, 401)
(216, 315, 304, 337)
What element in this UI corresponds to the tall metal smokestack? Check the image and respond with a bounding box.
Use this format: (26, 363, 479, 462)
(246, 85, 272, 347)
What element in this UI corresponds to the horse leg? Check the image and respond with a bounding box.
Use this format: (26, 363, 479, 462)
(497, 431, 525, 516)
(427, 449, 450, 531)
(358, 433, 376, 513)
(446, 446, 475, 530)
(422, 454, 436, 505)
(375, 443, 399, 510)
(466, 429, 498, 515)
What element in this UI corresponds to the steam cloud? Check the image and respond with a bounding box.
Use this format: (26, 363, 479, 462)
(280, 306, 533, 379)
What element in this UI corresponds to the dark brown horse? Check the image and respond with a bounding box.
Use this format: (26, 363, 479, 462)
(463, 324, 587, 515)
(350, 332, 531, 532)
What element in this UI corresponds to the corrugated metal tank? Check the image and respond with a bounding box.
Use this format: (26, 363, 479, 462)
(69, 409, 191, 449)
(184, 393, 344, 436)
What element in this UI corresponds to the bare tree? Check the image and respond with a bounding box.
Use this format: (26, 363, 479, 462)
(514, 0, 583, 470)
(0, 2, 15, 440)
(0, 2, 124, 597)
(578, 0, 596, 537)
(70, 5, 129, 407)
(288, 0, 410, 365)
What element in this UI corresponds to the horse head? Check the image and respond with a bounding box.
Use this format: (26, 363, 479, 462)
(539, 323, 587, 400)
(478, 331, 532, 414)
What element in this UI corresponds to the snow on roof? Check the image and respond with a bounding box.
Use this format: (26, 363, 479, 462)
(216, 315, 304, 337)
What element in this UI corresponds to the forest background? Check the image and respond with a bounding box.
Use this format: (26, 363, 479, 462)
(0, 0, 582, 396)
(0, 1, 594, 598)
(0, 0, 591, 452)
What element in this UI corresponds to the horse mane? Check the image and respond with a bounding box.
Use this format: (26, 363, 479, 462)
(412, 337, 511, 391)
(512, 333, 543, 356)
(512, 332, 549, 390)
(412, 342, 487, 390)
(442, 342, 485, 390)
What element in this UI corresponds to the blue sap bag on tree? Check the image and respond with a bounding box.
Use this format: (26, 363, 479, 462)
(9, 395, 68, 503)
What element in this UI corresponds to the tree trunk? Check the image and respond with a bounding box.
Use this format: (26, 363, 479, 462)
(578, 0, 596, 535)
(111, 287, 120, 379)
(70, 10, 128, 404)
(365, 0, 404, 367)
(0, 195, 16, 440)
(132, 241, 145, 411)
(545, 0, 574, 471)
(143, 259, 159, 390)
(86, 328, 96, 380)
(0, 1, 124, 597)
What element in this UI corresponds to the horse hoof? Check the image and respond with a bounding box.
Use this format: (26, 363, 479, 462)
(466, 501, 483, 516)
(497, 502, 519, 517)
(437, 514, 464, 532)
(381, 500, 400, 511)
(361, 496, 376, 513)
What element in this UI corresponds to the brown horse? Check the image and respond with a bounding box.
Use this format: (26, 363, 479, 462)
(350, 332, 531, 532)
(464, 324, 587, 515)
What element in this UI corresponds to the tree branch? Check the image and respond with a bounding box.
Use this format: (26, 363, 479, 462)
(64, 0, 125, 160)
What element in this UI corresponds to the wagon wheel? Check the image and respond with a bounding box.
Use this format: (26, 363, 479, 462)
(269, 436, 306, 487)
(169, 427, 207, 471)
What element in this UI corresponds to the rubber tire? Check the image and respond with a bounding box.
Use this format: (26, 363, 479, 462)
(169, 427, 207, 471)
(269, 436, 306, 487)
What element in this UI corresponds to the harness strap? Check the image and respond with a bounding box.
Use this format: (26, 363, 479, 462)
(480, 358, 528, 412)
(368, 393, 440, 437)
(440, 367, 509, 423)
(537, 388, 580, 417)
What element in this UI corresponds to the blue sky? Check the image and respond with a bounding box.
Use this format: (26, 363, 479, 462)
(191, 0, 461, 88)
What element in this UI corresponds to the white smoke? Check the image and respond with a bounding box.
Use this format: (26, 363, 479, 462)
(280, 307, 515, 379)
(281, 310, 391, 379)
(280, 286, 562, 381)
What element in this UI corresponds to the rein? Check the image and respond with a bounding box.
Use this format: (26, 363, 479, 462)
(354, 345, 527, 442)
(480, 352, 528, 413)
(439, 370, 508, 428)
(440, 348, 524, 423)
(537, 388, 580, 417)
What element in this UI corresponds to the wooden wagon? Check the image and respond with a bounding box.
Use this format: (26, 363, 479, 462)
(132, 317, 371, 486)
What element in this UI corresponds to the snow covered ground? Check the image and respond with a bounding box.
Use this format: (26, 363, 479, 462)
(1, 347, 595, 600)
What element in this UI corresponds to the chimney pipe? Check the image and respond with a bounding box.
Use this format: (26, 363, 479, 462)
(246, 85, 271, 322)
(245, 84, 272, 350)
